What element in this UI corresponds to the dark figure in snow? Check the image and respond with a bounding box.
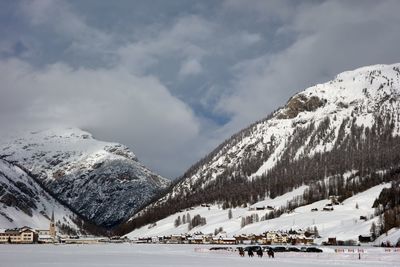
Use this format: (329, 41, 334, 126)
(257, 249, 263, 258)
(238, 247, 245, 257)
(267, 249, 274, 258)
(248, 249, 254, 257)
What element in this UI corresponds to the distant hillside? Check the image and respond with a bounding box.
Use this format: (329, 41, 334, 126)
(119, 63, 400, 238)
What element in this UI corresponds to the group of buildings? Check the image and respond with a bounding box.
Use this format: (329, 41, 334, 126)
(133, 230, 315, 245)
(0, 212, 119, 244)
(0, 212, 57, 244)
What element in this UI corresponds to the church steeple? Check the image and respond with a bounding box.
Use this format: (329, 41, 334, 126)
(49, 210, 56, 240)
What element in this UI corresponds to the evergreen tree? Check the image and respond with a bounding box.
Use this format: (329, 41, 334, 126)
(187, 214, 192, 230)
(241, 217, 245, 228)
(174, 216, 181, 228)
(228, 209, 233, 220)
(370, 222, 377, 240)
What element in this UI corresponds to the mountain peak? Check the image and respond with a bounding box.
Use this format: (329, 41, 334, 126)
(276, 63, 400, 121)
(0, 127, 170, 227)
(120, 63, 400, 237)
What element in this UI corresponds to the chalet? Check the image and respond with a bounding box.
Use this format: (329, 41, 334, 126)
(212, 236, 236, 244)
(187, 236, 202, 244)
(359, 216, 367, 221)
(274, 233, 288, 244)
(358, 235, 371, 243)
(265, 232, 276, 244)
(311, 208, 318, 212)
(234, 234, 252, 244)
(151, 236, 162, 243)
(135, 237, 152, 243)
(326, 237, 337, 245)
(169, 234, 186, 244)
(288, 234, 314, 245)
(248, 234, 265, 244)
(329, 196, 340, 205)
(255, 206, 265, 211)
(0, 227, 38, 244)
(264, 231, 290, 244)
(323, 206, 334, 211)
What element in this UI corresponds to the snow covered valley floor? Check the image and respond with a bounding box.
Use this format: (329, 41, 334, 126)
(1, 244, 399, 267)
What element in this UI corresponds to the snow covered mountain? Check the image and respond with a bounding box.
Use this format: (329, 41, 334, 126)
(0, 128, 170, 227)
(121, 63, 400, 239)
(0, 159, 79, 232)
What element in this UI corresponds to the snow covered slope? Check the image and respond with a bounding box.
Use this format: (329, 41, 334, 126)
(0, 128, 170, 227)
(174, 63, 400, 194)
(122, 63, 400, 236)
(374, 227, 400, 246)
(0, 159, 78, 231)
(126, 184, 390, 242)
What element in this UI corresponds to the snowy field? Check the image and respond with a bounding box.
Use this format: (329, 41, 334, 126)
(1, 244, 399, 267)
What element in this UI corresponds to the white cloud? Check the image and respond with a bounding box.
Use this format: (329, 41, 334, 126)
(117, 15, 213, 74)
(0, 58, 200, 178)
(179, 58, 203, 77)
(239, 32, 262, 45)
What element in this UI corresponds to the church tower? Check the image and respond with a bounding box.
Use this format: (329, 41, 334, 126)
(49, 210, 56, 239)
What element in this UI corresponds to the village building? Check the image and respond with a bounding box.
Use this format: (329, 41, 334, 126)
(168, 234, 187, 244)
(212, 232, 237, 244)
(38, 211, 57, 243)
(187, 234, 213, 244)
(0, 211, 60, 244)
(325, 237, 337, 245)
(234, 234, 252, 244)
(187, 235, 205, 244)
(0, 227, 38, 244)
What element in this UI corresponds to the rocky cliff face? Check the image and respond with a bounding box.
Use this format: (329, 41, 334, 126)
(0, 128, 170, 227)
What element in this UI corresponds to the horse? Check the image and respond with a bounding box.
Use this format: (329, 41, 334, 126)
(248, 249, 254, 257)
(238, 248, 245, 257)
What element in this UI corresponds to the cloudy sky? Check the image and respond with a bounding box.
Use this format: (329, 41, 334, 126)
(1, 0, 400, 178)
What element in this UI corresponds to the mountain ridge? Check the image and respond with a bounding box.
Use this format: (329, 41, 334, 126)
(118, 63, 400, 236)
(0, 127, 171, 228)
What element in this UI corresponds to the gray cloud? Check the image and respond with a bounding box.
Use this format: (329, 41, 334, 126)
(216, 0, 400, 133)
(1, 0, 399, 178)
(0, 58, 200, 177)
